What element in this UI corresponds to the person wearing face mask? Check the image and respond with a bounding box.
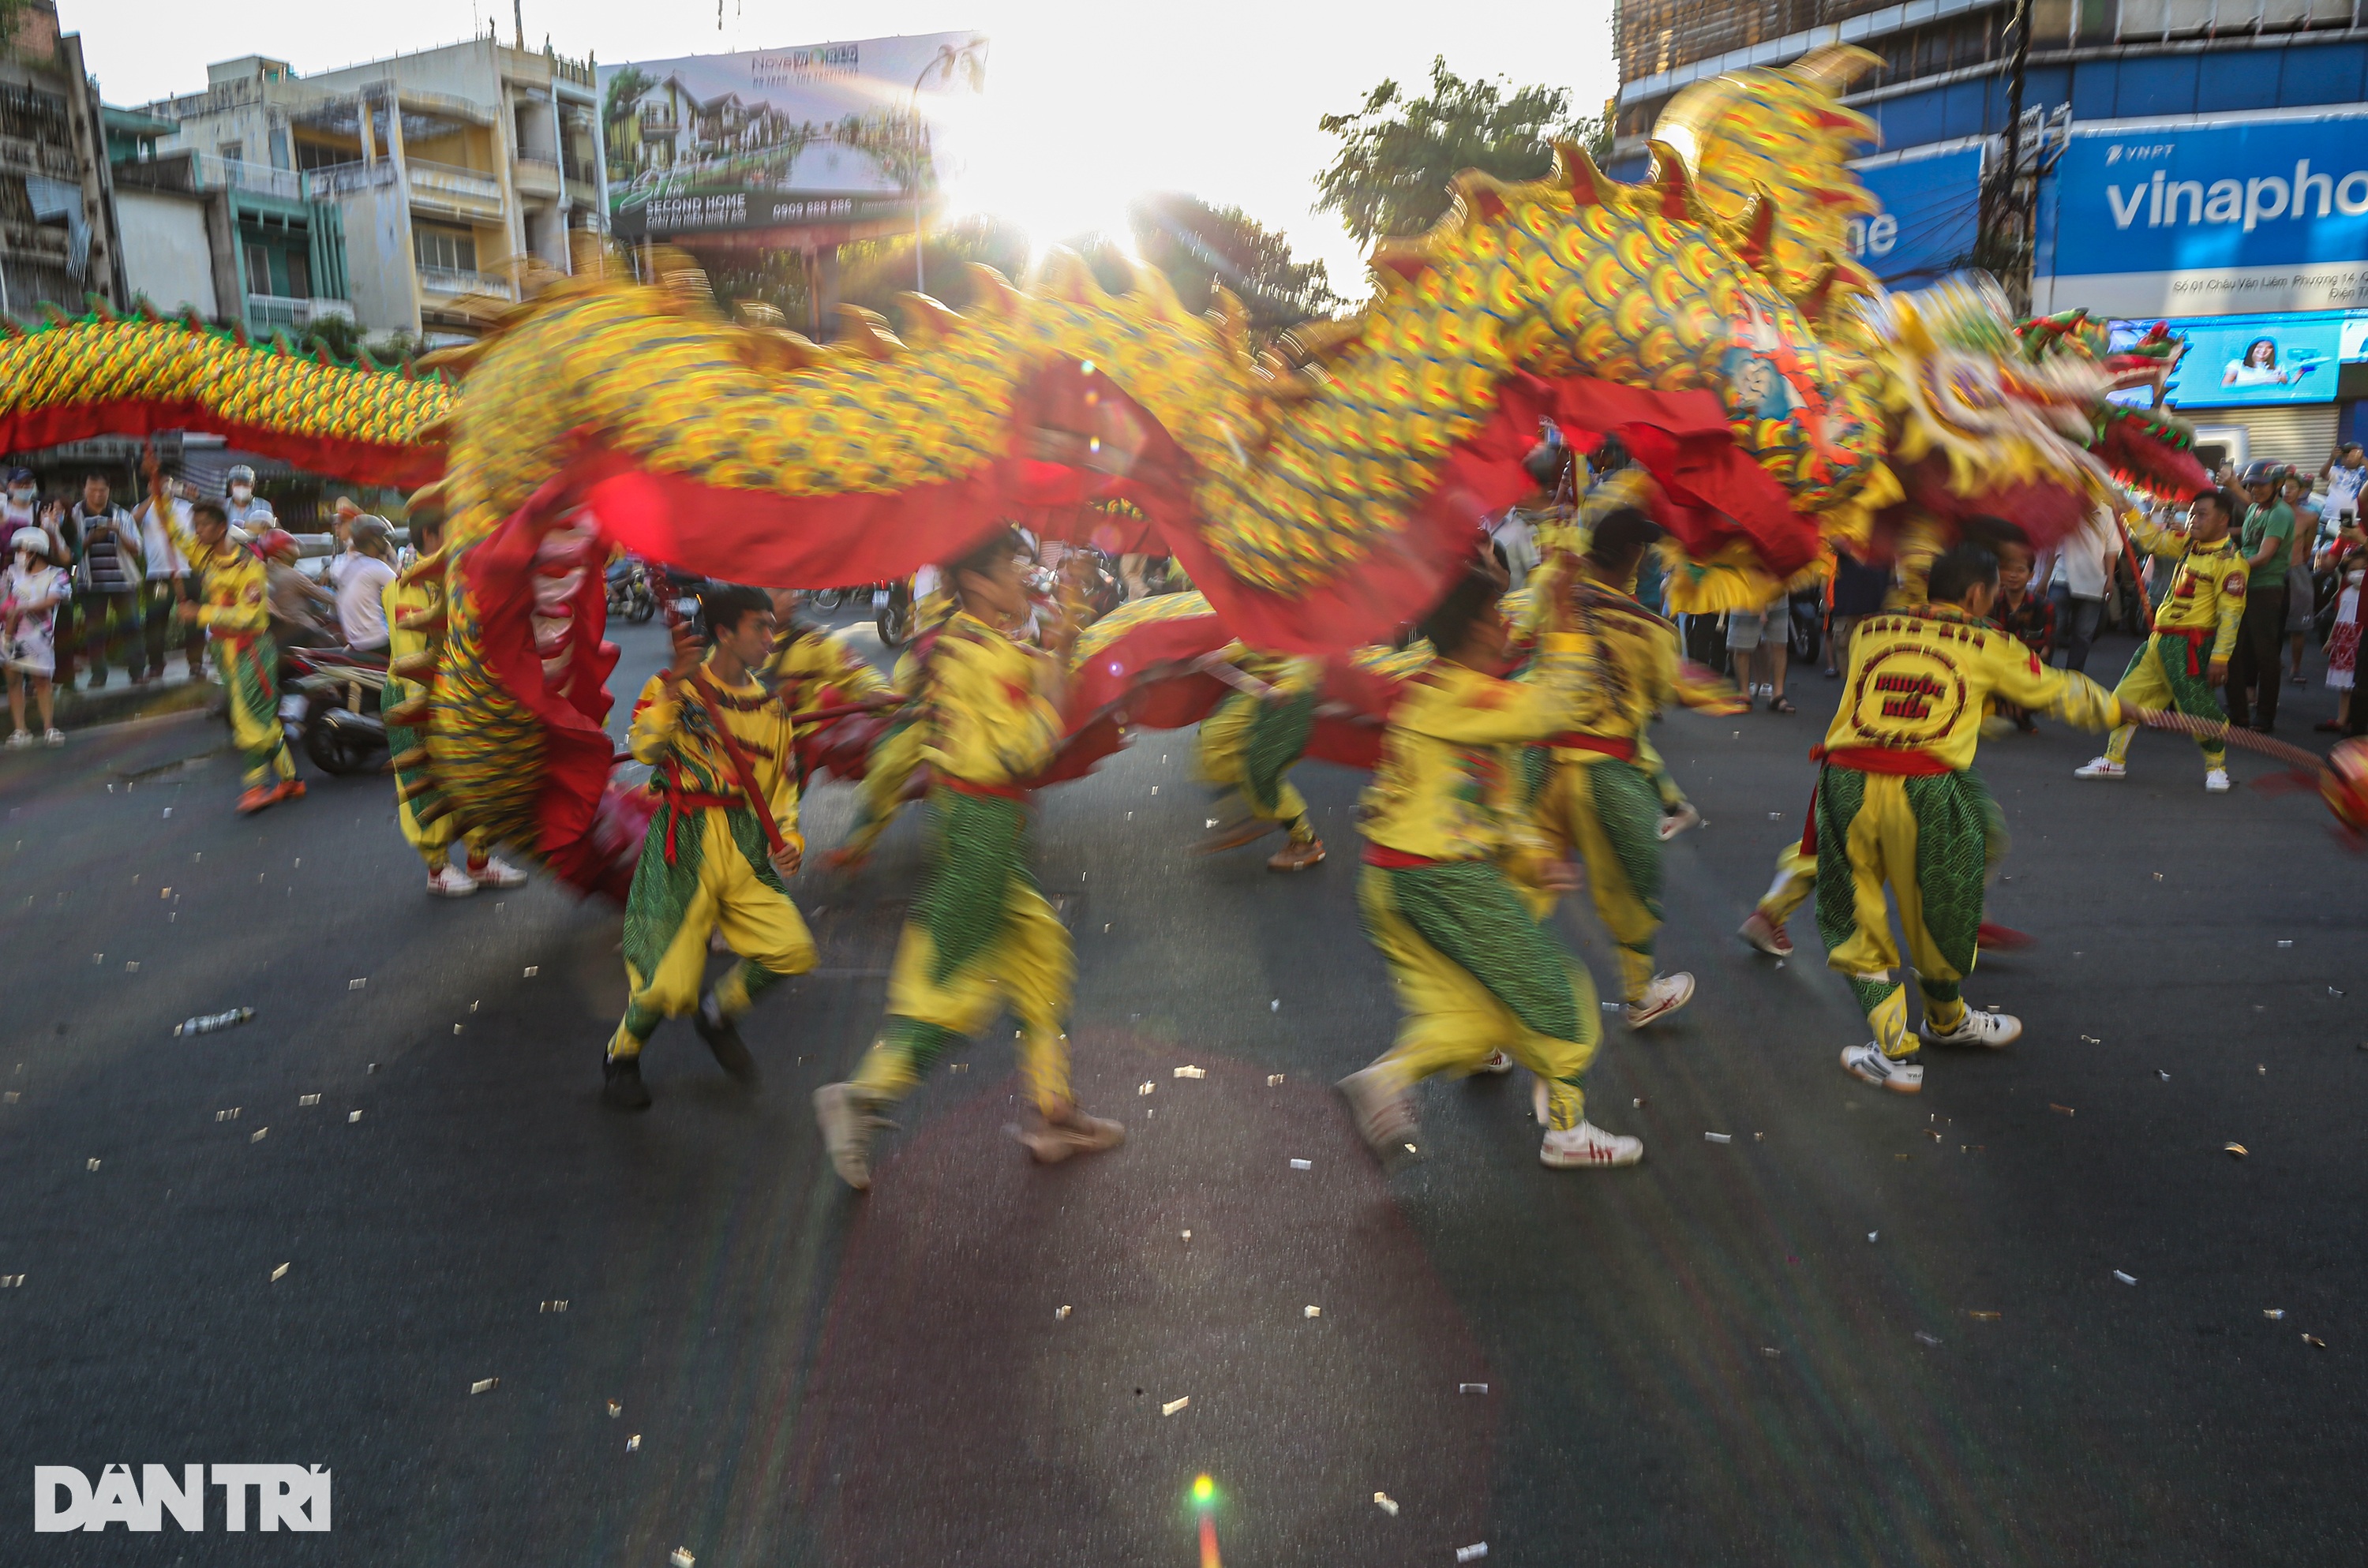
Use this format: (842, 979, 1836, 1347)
(69, 472, 144, 688)
(134, 446, 200, 681)
(222, 465, 275, 533)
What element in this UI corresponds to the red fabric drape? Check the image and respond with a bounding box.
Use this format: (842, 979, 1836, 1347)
(0, 400, 441, 488)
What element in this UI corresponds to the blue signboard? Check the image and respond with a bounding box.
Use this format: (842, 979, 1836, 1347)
(2040, 114, 2368, 317)
(1847, 147, 1984, 289)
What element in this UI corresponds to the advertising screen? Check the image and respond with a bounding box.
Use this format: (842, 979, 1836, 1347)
(2106, 309, 2368, 409)
(598, 32, 987, 242)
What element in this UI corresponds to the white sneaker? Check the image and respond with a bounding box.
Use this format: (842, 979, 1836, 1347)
(2074, 756, 2125, 779)
(427, 863, 479, 897)
(467, 855, 529, 888)
(1737, 911, 1793, 956)
(1474, 1050, 1516, 1075)
(1920, 1008, 2021, 1049)
(1626, 971, 1695, 1029)
(4, 729, 31, 749)
(42, 728, 62, 747)
(1539, 1119, 1644, 1168)
(2204, 768, 2231, 793)
(1656, 803, 1702, 841)
(1840, 1042, 1924, 1094)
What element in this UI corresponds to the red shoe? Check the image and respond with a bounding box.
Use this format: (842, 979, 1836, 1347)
(237, 784, 279, 814)
(276, 779, 306, 806)
(1975, 921, 2032, 951)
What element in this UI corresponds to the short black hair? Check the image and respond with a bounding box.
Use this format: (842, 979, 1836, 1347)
(701, 583, 773, 635)
(1418, 561, 1504, 654)
(1586, 505, 1662, 568)
(946, 526, 1024, 585)
(1928, 543, 2000, 605)
(2193, 488, 2242, 524)
(189, 499, 228, 527)
(1958, 514, 2028, 552)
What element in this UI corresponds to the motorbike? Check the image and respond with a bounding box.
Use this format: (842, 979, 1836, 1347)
(661, 568, 712, 637)
(605, 556, 658, 623)
(1786, 586, 1823, 668)
(874, 578, 915, 649)
(282, 643, 391, 775)
(1063, 546, 1126, 622)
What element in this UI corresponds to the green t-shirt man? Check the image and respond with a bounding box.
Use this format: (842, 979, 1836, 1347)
(2242, 499, 2294, 589)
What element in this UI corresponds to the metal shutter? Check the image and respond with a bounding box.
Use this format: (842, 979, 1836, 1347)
(2219, 404, 2340, 468)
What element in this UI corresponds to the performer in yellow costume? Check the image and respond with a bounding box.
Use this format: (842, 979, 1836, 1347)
(155, 475, 301, 816)
(814, 530, 1124, 1189)
(1335, 559, 1645, 1170)
(603, 587, 817, 1112)
(761, 591, 892, 723)
(827, 580, 954, 870)
(1817, 544, 2122, 1095)
(1195, 650, 1327, 870)
(2074, 488, 2246, 791)
(1533, 507, 1745, 1026)
(386, 510, 527, 896)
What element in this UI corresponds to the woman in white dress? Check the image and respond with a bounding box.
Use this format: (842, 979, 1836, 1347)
(3, 526, 70, 746)
(2321, 537, 2363, 733)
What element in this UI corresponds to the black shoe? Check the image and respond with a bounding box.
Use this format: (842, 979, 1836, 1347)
(602, 1053, 652, 1111)
(693, 1000, 759, 1083)
(2250, 720, 2275, 734)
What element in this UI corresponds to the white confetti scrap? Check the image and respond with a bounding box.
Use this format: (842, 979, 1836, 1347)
(1373, 1491, 1398, 1515)
(523, 966, 539, 978)
(1704, 1132, 1732, 1144)
(1267, 1074, 1284, 1087)
(348, 1110, 362, 1122)
(669, 1548, 691, 1566)
(299, 1094, 320, 1106)
(1172, 1065, 1205, 1079)
(1304, 1305, 1321, 1319)
(1055, 1305, 1071, 1320)
(1456, 1544, 1489, 1562)
(2114, 1270, 2138, 1285)
(1458, 1383, 1487, 1394)
(347, 979, 365, 991)
(1160, 1397, 1190, 1416)
(1289, 1158, 1312, 1170)
(271, 1263, 289, 1282)
(470, 1378, 498, 1395)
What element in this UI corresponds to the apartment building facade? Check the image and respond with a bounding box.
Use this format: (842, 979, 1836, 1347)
(0, 2, 124, 316)
(136, 33, 607, 343)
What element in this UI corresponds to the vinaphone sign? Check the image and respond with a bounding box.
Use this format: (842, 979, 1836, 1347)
(2038, 112, 2368, 317)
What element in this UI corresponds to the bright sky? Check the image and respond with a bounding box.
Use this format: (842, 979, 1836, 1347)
(78, 0, 1618, 300)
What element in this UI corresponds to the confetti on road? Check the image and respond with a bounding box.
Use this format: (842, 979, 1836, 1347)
(347, 1110, 362, 1122)
(1304, 1305, 1321, 1319)
(539, 1300, 568, 1313)
(1969, 1311, 2003, 1321)
(2224, 1143, 2249, 1158)
(2114, 1270, 2138, 1285)
(1269, 999, 1280, 1012)
(1915, 1331, 1943, 1346)
(470, 1378, 498, 1395)
(1289, 1158, 1312, 1170)
(215, 1108, 239, 1121)
(2305, 1334, 2329, 1349)
(1704, 1132, 1732, 1144)
(271, 1263, 290, 1281)
(1160, 1397, 1190, 1416)
(2265, 1309, 2285, 1320)
(1267, 1074, 1284, 1086)
(2050, 1104, 2076, 1116)
(1868, 1232, 1879, 1242)
(1055, 1305, 1071, 1320)
(670, 1549, 693, 1567)
(2157, 1070, 2171, 1081)
(1373, 1492, 1398, 1516)
(523, 966, 538, 978)
(2080, 1035, 2100, 1044)
(1137, 1082, 1154, 1096)
(608, 1401, 622, 1416)
(1456, 1544, 1489, 1562)
(1172, 1065, 1205, 1079)
(84, 1159, 99, 1172)
(628, 1434, 641, 1450)
(347, 979, 365, 990)
(1458, 1383, 1487, 1394)
(2278, 940, 2294, 948)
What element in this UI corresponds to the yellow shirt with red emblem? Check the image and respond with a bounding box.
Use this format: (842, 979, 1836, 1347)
(1820, 604, 2122, 773)
(628, 661, 802, 851)
(920, 611, 1066, 788)
(2127, 515, 2246, 664)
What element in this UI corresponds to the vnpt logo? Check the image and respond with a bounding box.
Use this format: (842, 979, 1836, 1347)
(2107, 159, 2368, 234)
(33, 1465, 330, 1532)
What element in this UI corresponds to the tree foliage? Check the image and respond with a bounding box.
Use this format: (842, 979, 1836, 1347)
(1128, 193, 1340, 332)
(1316, 58, 1611, 245)
(601, 65, 654, 129)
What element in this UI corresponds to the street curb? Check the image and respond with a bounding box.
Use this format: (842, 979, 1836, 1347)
(51, 679, 217, 732)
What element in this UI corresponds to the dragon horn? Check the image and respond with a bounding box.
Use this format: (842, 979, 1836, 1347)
(1032, 247, 1106, 304)
(1734, 186, 1782, 279)
(833, 305, 905, 361)
(893, 291, 965, 342)
(1553, 140, 1610, 207)
(1647, 140, 1708, 224)
(1111, 252, 1187, 320)
(965, 263, 1026, 317)
(1789, 43, 1882, 99)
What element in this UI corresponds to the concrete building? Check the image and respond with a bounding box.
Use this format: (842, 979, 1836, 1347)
(137, 34, 607, 343)
(1609, 0, 2368, 463)
(0, 1, 124, 315)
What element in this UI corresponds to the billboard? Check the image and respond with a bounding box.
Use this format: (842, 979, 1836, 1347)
(2104, 307, 2368, 409)
(1846, 145, 1983, 290)
(2039, 114, 2368, 318)
(598, 32, 987, 243)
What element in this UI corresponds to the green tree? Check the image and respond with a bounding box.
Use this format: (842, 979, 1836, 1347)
(1316, 58, 1611, 244)
(836, 216, 1031, 321)
(302, 312, 366, 363)
(1129, 193, 1339, 331)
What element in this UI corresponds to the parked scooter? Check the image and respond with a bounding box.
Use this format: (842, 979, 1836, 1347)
(283, 644, 391, 775)
(605, 555, 658, 623)
(874, 578, 915, 649)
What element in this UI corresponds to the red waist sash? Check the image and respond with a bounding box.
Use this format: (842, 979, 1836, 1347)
(1813, 745, 1954, 777)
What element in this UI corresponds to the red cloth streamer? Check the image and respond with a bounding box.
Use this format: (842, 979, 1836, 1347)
(0, 399, 441, 488)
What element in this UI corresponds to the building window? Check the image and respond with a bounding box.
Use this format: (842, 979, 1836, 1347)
(219, 140, 242, 165)
(269, 127, 291, 170)
(286, 249, 310, 300)
(245, 241, 275, 295)
(413, 225, 478, 274)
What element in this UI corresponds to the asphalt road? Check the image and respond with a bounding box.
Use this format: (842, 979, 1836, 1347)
(2, 614, 2362, 1566)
